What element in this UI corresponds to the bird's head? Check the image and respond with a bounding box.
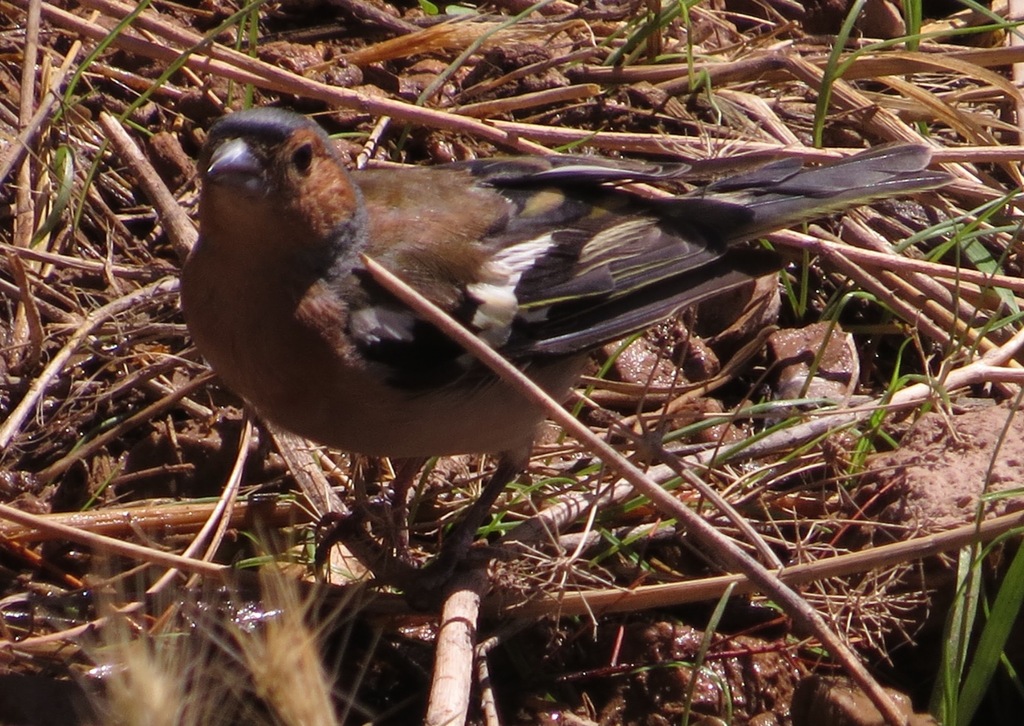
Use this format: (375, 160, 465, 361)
(197, 108, 364, 255)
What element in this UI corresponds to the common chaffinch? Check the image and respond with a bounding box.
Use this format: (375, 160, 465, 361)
(181, 107, 950, 590)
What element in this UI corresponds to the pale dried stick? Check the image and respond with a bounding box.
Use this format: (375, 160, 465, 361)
(0, 499, 302, 543)
(1, 242, 168, 279)
(424, 567, 489, 726)
(0, 502, 228, 580)
(10, 0, 43, 366)
(456, 83, 601, 118)
(502, 507, 1024, 618)
(776, 230, 1024, 295)
(98, 112, 197, 257)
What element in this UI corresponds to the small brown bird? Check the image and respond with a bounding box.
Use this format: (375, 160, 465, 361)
(181, 108, 949, 591)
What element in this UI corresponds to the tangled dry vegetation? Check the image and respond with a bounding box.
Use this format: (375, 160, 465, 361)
(2, 0, 1024, 724)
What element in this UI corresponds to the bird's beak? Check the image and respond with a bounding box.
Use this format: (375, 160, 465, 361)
(205, 138, 266, 195)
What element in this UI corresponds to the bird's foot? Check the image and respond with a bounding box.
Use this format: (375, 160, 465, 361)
(315, 508, 497, 609)
(316, 454, 523, 608)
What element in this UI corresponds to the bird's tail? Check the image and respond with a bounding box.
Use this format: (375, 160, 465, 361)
(672, 144, 952, 244)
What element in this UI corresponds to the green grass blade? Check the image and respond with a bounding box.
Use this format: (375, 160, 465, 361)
(956, 535, 1024, 724)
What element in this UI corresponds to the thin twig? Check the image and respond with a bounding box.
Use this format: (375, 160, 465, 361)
(99, 111, 197, 259)
(0, 498, 302, 543)
(37, 368, 213, 481)
(0, 502, 228, 580)
(497, 508, 1024, 617)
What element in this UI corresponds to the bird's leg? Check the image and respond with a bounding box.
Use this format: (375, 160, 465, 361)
(402, 451, 527, 605)
(387, 457, 426, 564)
(316, 456, 425, 580)
(345, 456, 425, 562)
(438, 454, 524, 565)
(320, 452, 526, 606)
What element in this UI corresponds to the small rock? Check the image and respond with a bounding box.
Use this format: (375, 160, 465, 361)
(767, 322, 858, 402)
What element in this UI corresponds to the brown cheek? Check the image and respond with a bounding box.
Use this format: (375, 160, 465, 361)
(297, 165, 359, 239)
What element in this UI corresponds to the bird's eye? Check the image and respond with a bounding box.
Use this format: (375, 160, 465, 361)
(292, 143, 313, 173)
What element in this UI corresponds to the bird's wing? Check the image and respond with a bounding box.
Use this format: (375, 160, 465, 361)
(349, 148, 948, 379)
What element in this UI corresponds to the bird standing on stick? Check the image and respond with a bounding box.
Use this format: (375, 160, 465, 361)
(181, 107, 950, 597)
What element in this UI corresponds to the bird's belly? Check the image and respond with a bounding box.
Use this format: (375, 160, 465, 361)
(256, 357, 585, 458)
(182, 251, 585, 457)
